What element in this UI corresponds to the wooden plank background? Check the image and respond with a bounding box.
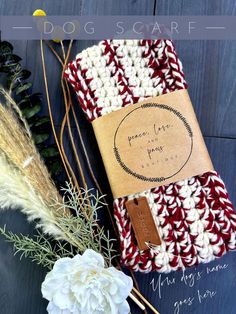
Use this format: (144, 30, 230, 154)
(0, 1, 236, 313)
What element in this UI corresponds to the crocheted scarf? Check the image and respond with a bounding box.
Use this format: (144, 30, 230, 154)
(65, 40, 236, 273)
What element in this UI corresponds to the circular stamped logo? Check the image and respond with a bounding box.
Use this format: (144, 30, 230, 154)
(113, 103, 193, 182)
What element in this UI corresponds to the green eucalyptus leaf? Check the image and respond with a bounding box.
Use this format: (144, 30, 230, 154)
(7, 77, 18, 89)
(27, 93, 42, 102)
(40, 147, 59, 158)
(27, 120, 35, 128)
(21, 103, 41, 119)
(0, 63, 19, 72)
(18, 97, 31, 107)
(0, 54, 22, 63)
(27, 116, 50, 129)
(18, 94, 42, 109)
(33, 133, 49, 145)
(7, 65, 22, 87)
(16, 69, 31, 81)
(25, 92, 42, 99)
(34, 116, 50, 127)
(15, 82, 32, 95)
(23, 93, 42, 107)
(48, 159, 62, 176)
(0, 41, 13, 55)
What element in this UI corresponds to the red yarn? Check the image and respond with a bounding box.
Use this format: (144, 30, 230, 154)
(65, 40, 236, 273)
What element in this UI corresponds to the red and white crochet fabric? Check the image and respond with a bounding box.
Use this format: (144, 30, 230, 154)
(65, 40, 236, 273)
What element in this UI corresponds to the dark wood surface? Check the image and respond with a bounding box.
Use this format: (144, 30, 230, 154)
(0, 1, 236, 313)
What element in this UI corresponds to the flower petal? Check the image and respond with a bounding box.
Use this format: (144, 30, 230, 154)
(81, 249, 105, 267)
(41, 249, 133, 314)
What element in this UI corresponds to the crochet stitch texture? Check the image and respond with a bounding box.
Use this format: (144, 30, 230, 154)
(65, 40, 236, 273)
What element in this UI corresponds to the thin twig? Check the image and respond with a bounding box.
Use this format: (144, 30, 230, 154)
(130, 271, 148, 314)
(59, 100, 81, 193)
(46, 41, 89, 196)
(60, 40, 87, 190)
(46, 42, 64, 66)
(40, 39, 71, 183)
(60, 40, 92, 215)
(129, 293, 145, 311)
(133, 287, 160, 314)
(58, 42, 81, 192)
(63, 81, 95, 214)
(61, 78, 87, 189)
(60, 40, 66, 60)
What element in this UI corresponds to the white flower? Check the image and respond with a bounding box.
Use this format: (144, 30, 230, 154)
(41, 249, 133, 314)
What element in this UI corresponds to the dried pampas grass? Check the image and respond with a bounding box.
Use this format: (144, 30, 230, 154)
(0, 88, 72, 240)
(0, 153, 64, 238)
(0, 90, 113, 253)
(0, 94, 61, 207)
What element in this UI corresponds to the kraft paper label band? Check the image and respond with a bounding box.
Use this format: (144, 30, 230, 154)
(92, 89, 214, 199)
